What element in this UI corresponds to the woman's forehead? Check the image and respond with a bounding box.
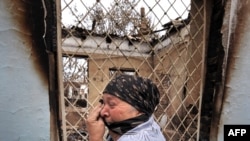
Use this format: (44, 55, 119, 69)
(102, 93, 126, 103)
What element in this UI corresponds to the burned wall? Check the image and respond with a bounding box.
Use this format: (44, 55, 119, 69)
(0, 0, 52, 140)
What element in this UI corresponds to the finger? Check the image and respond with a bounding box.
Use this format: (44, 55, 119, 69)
(91, 103, 103, 114)
(88, 103, 103, 120)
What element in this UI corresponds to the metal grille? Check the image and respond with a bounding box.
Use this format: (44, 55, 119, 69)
(59, 0, 205, 140)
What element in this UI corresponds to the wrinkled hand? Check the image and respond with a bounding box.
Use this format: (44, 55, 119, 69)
(86, 103, 105, 141)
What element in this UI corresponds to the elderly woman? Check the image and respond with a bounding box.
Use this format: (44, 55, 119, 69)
(86, 74, 166, 141)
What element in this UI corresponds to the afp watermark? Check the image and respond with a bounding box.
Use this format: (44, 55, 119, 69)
(224, 125, 250, 140)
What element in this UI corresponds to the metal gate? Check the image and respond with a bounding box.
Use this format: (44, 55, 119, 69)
(58, 0, 205, 140)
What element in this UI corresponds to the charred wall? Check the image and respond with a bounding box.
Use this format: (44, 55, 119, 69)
(30, 0, 61, 140)
(13, 0, 49, 83)
(0, 0, 58, 140)
(14, 0, 60, 140)
(199, 0, 226, 140)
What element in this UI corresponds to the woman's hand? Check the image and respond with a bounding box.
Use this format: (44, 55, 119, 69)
(86, 103, 105, 141)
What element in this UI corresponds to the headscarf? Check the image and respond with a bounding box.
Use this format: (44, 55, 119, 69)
(103, 74, 160, 116)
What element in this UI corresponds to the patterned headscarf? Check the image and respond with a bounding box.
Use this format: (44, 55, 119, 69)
(103, 74, 160, 116)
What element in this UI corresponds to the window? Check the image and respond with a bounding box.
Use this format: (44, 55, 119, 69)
(58, 0, 206, 140)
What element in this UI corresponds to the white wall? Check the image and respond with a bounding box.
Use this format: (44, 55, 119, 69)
(0, 1, 50, 141)
(217, 1, 250, 140)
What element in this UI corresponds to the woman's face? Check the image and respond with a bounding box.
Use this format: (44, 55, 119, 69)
(100, 93, 140, 123)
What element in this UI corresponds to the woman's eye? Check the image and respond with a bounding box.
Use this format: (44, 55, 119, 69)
(108, 102, 116, 107)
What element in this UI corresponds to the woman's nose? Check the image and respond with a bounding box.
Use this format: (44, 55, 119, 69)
(100, 105, 109, 117)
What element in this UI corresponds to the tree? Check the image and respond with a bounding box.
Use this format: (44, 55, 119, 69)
(87, 0, 153, 36)
(105, 0, 140, 36)
(64, 0, 155, 37)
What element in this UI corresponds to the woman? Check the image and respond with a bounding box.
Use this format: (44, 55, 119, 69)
(87, 74, 166, 141)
